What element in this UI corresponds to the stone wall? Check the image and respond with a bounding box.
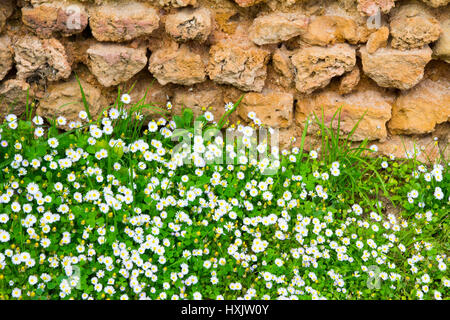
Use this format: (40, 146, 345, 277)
(0, 0, 449, 161)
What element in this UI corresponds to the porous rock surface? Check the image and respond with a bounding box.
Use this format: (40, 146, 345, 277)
(0, 0, 448, 162)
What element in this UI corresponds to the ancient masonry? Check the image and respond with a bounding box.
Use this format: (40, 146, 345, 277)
(0, 0, 449, 161)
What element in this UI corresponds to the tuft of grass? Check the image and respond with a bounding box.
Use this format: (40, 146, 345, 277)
(306, 108, 389, 205)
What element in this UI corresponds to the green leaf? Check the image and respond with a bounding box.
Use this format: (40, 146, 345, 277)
(86, 146, 96, 154)
(173, 115, 184, 129)
(96, 217, 105, 226)
(182, 108, 194, 128)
